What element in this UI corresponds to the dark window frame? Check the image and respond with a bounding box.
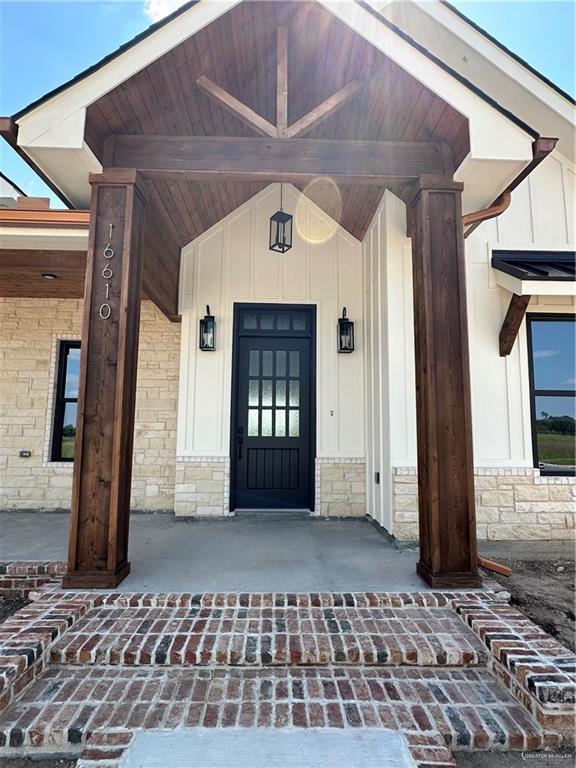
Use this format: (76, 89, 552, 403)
(526, 313, 575, 476)
(51, 340, 81, 462)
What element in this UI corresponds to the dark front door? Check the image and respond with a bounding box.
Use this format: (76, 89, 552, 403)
(231, 305, 315, 510)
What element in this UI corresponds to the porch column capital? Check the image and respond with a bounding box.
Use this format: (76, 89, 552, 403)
(89, 168, 148, 201)
(408, 174, 464, 207)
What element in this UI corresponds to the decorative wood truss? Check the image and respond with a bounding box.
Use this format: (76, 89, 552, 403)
(499, 293, 531, 356)
(196, 28, 364, 139)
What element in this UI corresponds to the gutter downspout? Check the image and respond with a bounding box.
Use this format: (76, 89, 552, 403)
(463, 136, 557, 238)
(463, 191, 511, 231)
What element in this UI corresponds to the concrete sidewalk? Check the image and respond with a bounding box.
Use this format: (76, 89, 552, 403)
(0, 513, 430, 593)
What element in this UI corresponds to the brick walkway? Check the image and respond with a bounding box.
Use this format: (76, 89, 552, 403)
(0, 567, 574, 768)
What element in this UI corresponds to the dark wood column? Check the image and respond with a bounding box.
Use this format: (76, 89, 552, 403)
(64, 169, 147, 589)
(409, 175, 481, 588)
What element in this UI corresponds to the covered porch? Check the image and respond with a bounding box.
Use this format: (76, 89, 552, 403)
(1, 0, 550, 590)
(0, 512, 431, 593)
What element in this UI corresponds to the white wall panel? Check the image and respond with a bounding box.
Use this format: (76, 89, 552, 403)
(466, 149, 575, 466)
(361, 151, 575, 534)
(178, 184, 364, 458)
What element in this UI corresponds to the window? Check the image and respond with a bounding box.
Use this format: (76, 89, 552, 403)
(51, 341, 80, 462)
(527, 315, 575, 475)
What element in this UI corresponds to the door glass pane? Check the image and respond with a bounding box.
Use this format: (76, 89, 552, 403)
(277, 314, 290, 331)
(64, 347, 81, 399)
(275, 409, 286, 437)
(261, 409, 272, 436)
(248, 409, 259, 436)
(534, 395, 576, 468)
(248, 380, 259, 407)
(289, 351, 299, 377)
(262, 380, 273, 407)
(243, 314, 257, 330)
(60, 402, 77, 458)
(262, 351, 273, 377)
(292, 314, 306, 331)
(275, 380, 286, 406)
(249, 350, 260, 377)
(531, 320, 576, 390)
(260, 315, 274, 330)
(289, 410, 299, 437)
(289, 379, 300, 407)
(276, 351, 286, 377)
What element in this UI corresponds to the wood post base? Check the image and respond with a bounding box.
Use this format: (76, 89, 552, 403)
(416, 560, 482, 589)
(62, 561, 131, 590)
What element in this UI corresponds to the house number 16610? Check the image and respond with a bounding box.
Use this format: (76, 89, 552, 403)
(99, 224, 115, 320)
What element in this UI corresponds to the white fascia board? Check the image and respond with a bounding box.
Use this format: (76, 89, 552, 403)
(321, 1, 534, 163)
(396, 0, 575, 126)
(495, 270, 576, 297)
(0, 226, 88, 251)
(24, 143, 102, 208)
(15, 0, 242, 206)
(373, 1, 575, 160)
(16, 0, 242, 145)
(456, 155, 527, 215)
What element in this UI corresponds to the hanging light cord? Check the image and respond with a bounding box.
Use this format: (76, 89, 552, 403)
(280, 182, 283, 211)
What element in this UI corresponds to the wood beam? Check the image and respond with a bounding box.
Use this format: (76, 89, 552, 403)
(409, 175, 480, 589)
(196, 75, 277, 138)
(276, 27, 288, 137)
(499, 293, 530, 356)
(109, 136, 450, 185)
(64, 169, 147, 589)
(287, 80, 363, 138)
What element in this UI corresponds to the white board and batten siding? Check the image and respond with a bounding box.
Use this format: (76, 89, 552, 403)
(177, 184, 365, 460)
(363, 153, 575, 531)
(466, 150, 575, 467)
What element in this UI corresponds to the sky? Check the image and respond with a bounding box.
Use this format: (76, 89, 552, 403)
(0, 0, 574, 205)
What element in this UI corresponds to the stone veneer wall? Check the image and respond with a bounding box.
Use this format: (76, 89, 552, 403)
(174, 458, 230, 516)
(392, 467, 576, 540)
(0, 298, 180, 512)
(174, 458, 366, 517)
(316, 459, 366, 517)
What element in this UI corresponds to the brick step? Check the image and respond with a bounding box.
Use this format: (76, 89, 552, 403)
(0, 665, 556, 754)
(49, 603, 488, 668)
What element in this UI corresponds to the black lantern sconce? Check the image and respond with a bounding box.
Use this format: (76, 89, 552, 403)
(269, 183, 293, 253)
(338, 307, 354, 353)
(199, 305, 215, 351)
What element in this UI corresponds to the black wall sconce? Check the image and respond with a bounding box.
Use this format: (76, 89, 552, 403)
(269, 183, 293, 253)
(338, 307, 354, 353)
(199, 305, 215, 351)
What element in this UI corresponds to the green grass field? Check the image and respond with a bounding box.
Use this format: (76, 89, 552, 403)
(537, 432, 576, 466)
(61, 435, 75, 459)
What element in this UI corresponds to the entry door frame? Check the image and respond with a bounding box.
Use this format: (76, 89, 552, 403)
(229, 302, 317, 512)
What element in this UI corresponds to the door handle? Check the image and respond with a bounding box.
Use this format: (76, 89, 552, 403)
(237, 426, 244, 460)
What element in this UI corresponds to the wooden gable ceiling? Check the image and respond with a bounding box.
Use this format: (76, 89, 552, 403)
(84, 0, 469, 243)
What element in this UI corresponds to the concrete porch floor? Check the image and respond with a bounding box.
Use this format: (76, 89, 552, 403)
(0, 512, 437, 593)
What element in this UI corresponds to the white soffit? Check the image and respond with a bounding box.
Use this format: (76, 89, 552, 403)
(374, 0, 576, 161)
(0, 225, 88, 251)
(15, 0, 534, 212)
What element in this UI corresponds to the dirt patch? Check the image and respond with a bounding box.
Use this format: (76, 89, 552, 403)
(0, 596, 29, 624)
(455, 750, 575, 768)
(490, 558, 575, 651)
(0, 760, 76, 768)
